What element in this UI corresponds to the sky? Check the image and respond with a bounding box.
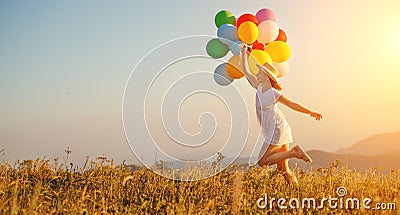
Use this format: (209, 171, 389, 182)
(1, 1, 400, 166)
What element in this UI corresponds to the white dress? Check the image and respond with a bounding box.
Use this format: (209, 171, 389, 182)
(255, 85, 293, 146)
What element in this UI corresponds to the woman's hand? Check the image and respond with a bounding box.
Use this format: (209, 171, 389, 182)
(310, 111, 322, 121)
(240, 44, 247, 56)
(240, 44, 251, 56)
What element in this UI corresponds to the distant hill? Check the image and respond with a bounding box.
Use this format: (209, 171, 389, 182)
(290, 150, 400, 172)
(228, 150, 400, 172)
(335, 131, 400, 156)
(234, 130, 400, 172)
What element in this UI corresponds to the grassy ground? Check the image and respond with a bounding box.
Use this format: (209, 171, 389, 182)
(0, 157, 399, 214)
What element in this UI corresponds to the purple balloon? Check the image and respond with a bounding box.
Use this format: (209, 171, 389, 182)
(256, 8, 276, 22)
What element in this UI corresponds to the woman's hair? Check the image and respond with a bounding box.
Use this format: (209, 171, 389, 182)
(266, 71, 282, 91)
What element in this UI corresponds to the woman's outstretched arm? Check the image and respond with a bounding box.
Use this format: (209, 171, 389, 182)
(240, 46, 258, 89)
(278, 95, 323, 120)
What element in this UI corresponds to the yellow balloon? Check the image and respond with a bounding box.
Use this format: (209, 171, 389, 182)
(226, 55, 244, 79)
(238, 21, 258, 44)
(264, 41, 291, 63)
(248, 50, 272, 75)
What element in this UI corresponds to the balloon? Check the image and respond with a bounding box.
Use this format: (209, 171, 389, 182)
(217, 24, 238, 45)
(264, 41, 291, 62)
(252, 41, 264, 50)
(214, 63, 234, 86)
(226, 55, 244, 79)
(258, 20, 279, 43)
(248, 50, 272, 75)
(236, 14, 259, 28)
(206, 38, 229, 59)
(238, 21, 258, 44)
(275, 28, 287, 42)
(230, 40, 242, 55)
(256, 8, 276, 22)
(273, 62, 289, 77)
(214, 10, 236, 28)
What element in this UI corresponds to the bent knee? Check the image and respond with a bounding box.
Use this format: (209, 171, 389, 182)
(258, 159, 270, 166)
(258, 158, 272, 166)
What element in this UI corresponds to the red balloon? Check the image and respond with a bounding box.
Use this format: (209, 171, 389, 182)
(275, 29, 287, 42)
(236, 14, 259, 28)
(252, 41, 264, 50)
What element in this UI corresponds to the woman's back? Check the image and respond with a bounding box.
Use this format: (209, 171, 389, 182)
(255, 85, 281, 111)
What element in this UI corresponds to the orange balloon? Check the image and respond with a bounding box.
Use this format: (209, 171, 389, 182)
(226, 55, 244, 79)
(275, 29, 287, 42)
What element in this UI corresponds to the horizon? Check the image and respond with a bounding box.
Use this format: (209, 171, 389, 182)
(1, 129, 399, 167)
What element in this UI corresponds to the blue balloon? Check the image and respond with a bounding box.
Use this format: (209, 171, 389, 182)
(214, 63, 234, 86)
(230, 40, 242, 56)
(217, 24, 238, 45)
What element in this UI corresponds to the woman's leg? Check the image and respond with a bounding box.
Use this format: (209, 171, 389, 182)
(257, 144, 281, 166)
(276, 144, 298, 185)
(276, 144, 289, 172)
(258, 144, 312, 166)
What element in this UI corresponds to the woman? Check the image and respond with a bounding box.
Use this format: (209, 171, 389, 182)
(240, 47, 322, 184)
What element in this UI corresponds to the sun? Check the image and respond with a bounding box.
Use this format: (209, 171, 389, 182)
(382, 24, 400, 62)
(392, 27, 400, 56)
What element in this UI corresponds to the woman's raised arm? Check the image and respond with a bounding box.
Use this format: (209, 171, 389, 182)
(278, 95, 323, 121)
(240, 46, 258, 89)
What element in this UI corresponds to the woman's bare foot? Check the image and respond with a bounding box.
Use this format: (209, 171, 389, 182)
(292, 145, 312, 163)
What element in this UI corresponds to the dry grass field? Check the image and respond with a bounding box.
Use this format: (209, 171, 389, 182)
(0, 155, 399, 214)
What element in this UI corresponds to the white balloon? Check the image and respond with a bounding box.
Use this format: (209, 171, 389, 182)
(273, 61, 289, 78)
(258, 20, 279, 44)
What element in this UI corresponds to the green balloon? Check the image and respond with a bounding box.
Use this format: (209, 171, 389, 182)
(206, 39, 229, 59)
(214, 10, 236, 28)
